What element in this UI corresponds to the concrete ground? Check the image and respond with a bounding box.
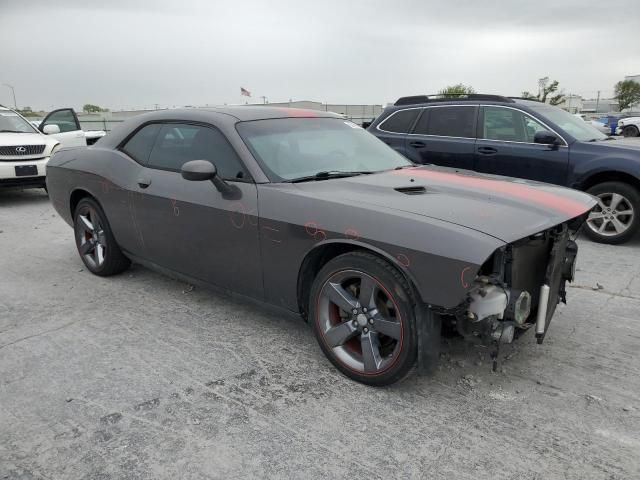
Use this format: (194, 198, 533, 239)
(1, 188, 639, 480)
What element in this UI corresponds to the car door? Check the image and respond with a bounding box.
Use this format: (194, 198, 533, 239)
(39, 108, 87, 148)
(474, 106, 569, 185)
(405, 105, 477, 169)
(131, 122, 262, 299)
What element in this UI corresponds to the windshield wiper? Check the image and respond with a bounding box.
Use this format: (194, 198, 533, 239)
(0, 129, 27, 133)
(285, 170, 374, 183)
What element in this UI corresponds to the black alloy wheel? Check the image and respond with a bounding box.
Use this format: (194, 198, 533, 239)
(310, 251, 418, 386)
(73, 197, 130, 276)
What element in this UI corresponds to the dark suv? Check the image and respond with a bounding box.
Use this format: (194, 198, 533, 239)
(368, 94, 640, 244)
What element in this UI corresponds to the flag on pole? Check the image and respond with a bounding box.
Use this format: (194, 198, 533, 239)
(240, 87, 251, 97)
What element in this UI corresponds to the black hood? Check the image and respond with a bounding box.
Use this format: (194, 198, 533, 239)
(294, 166, 596, 243)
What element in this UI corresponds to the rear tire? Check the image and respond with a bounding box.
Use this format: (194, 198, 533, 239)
(73, 197, 130, 276)
(583, 181, 639, 244)
(309, 251, 419, 386)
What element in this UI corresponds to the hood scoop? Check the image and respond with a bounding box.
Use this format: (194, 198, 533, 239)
(395, 185, 427, 195)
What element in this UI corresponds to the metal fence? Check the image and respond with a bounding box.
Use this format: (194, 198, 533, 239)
(79, 119, 124, 132)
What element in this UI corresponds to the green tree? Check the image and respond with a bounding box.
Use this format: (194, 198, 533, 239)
(83, 104, 109, 113)
(522, 77, 565, 105)
(438, 84, 475, 97)
(614, 79, 640, 111)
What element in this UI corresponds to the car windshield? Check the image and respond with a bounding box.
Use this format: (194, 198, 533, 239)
(528, 104, 608, 142)
(0, 110, 38, 133)
(236, 117, 412, 181)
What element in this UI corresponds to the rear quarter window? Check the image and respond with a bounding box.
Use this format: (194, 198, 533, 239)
(121, 124, 162, 164)
(378, 109, 420, 133)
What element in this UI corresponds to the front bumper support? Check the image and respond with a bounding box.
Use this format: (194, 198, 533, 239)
(535, 226, 575, 344)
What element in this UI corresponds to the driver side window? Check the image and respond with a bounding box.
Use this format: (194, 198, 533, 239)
(147, 124, 248, 180)
(482, 107, 546, 143)
(42, 109, 80, 133)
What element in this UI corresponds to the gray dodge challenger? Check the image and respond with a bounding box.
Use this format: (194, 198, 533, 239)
(46, 107, 596, 385)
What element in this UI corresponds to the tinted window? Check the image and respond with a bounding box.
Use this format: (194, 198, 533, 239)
(122, 124, 161, 163)
(379, 109, 419, 133)
(482, 107, 547, 143)
(43, 109, 79, 133)
(148, 124, 247, 179)
(415, 106, 476, 138)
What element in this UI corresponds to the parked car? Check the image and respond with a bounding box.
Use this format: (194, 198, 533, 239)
(574, 114, 610, 135)
(35, 108, 89, 148)
(616, 116, 640, 137)
(46, 107, 595, 385)
(596, 115, 627, 136)
(369, 95, 640, 244)
(0, 105, 60, 189)
(31, 118, 106, 145)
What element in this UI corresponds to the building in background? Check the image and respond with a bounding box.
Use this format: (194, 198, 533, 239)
(581, 98, 619, 114)
(557, 94, 583, 114)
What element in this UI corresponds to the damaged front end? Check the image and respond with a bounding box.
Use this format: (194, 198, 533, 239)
(455, 223, 579, 346)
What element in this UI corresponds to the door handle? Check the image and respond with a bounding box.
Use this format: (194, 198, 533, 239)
(137, 177, 151, 189)
(409, 141, 426, 148)
(477, 146, 498, 155)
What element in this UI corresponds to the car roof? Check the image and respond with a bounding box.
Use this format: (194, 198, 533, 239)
(171, 106, 341, 122)
(385, 96, 544, 110)
(99, 106, 344, 149)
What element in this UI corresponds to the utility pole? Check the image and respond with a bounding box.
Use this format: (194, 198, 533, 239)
(260, 96, 268, 104)
(2, 83, 17, 108)
(595, 90, 600, 113)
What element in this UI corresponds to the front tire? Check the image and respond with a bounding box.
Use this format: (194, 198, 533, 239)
(73, 197, 131, 276)
(622, 125, 639, 138)
(310, 251, 418, 386)
(584, 182, 639, 244)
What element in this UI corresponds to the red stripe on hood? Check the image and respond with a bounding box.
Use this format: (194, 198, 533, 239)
(393, 168, 589, 218)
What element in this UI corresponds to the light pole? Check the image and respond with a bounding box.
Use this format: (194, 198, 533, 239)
(2, 83, 17, 109)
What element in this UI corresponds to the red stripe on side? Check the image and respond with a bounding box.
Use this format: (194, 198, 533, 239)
(393, 169, 589, 218)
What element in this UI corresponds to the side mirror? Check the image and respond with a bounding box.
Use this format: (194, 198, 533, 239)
(43, 124, 61, 135)
(534, 130, 560, 146)
(181, 159, 240, 199)
(181, 160, 217, 181)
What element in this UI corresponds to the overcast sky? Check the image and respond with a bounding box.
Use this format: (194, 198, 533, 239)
(1, 0, 638, 111)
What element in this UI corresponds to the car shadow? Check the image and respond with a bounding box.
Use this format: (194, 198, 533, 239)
(0, 188, 49, 207)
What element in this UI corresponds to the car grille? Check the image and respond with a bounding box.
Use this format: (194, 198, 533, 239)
(0, 145, 46, 156)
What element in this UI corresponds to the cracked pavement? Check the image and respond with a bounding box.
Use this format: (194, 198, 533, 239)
(1, 189, 639, 479)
